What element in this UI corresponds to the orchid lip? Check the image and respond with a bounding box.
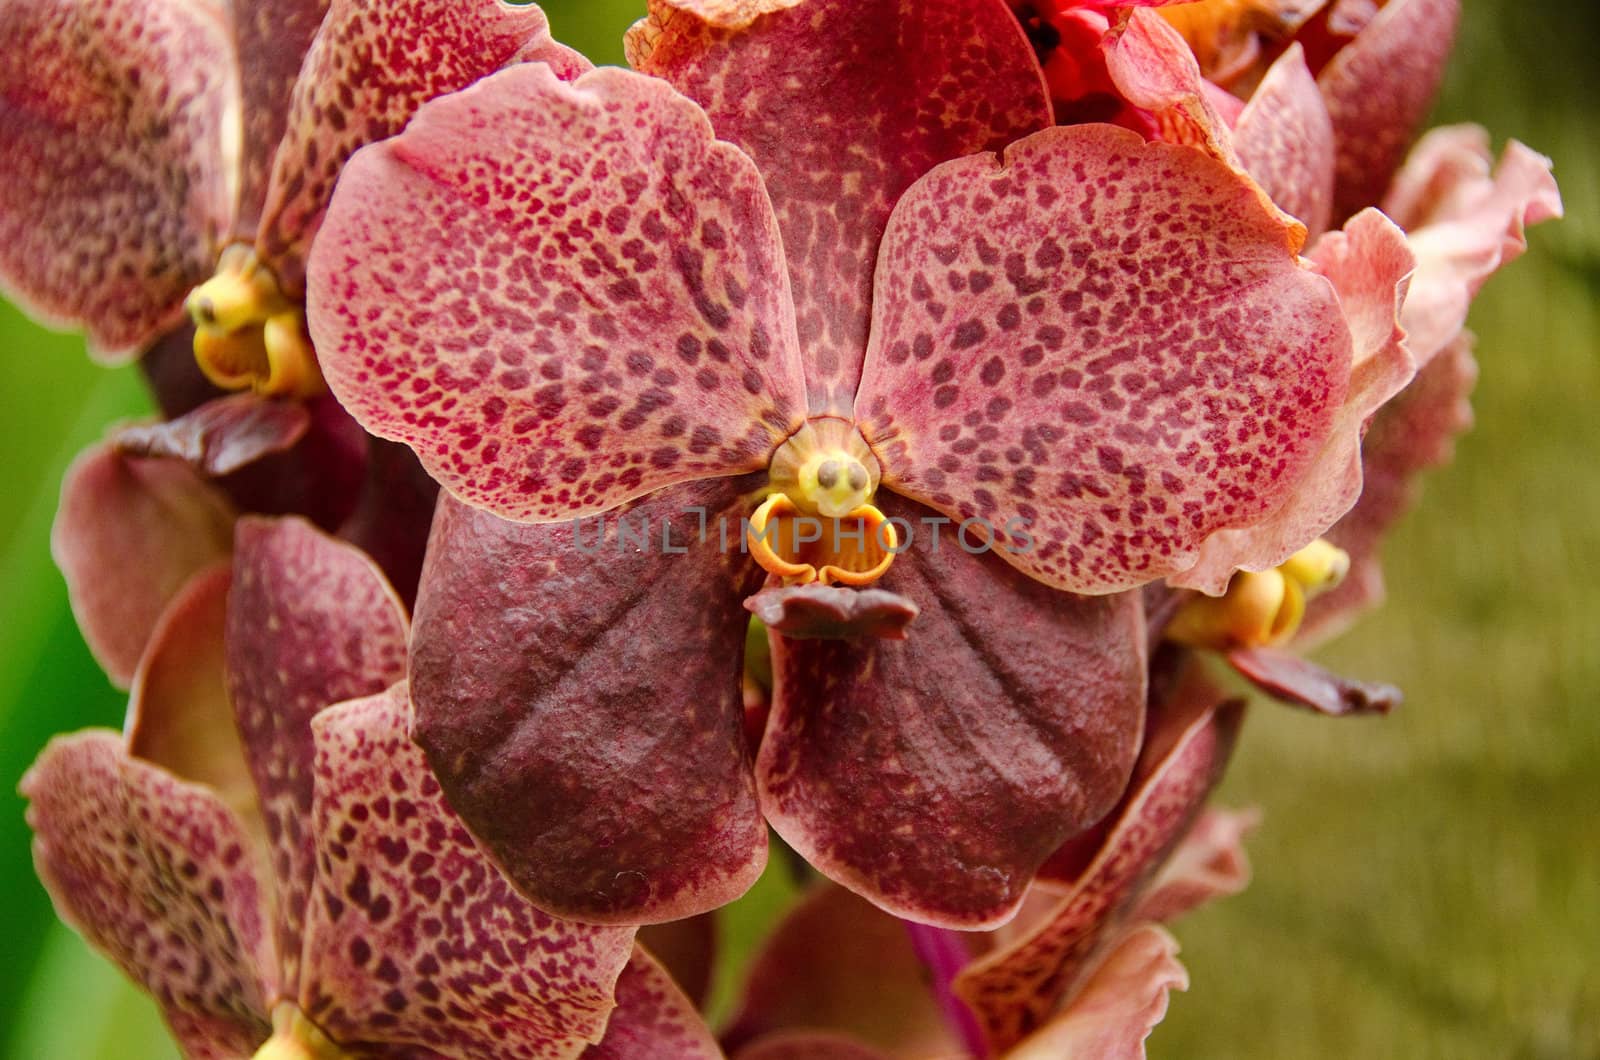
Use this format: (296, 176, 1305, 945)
(1166, 537, 1351, 650)
(187, 244, 324, 399)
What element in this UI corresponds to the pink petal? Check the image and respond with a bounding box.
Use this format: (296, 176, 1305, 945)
(113, 394, 311, 477)
(21, 732, 276, 1056)
(855, 122, 1350, 595)
(628, 0, 1050, 413)
(0, 0, 235, 358)
(1134, 807, 1258, 923)
(255, 0, 589, 296)
(227, 517, 409, 993)
(51, 443, 237, 687)
(1232, 44, 1336, 240)
(410, 481, 769, 924)
(302, 684, 634, 1058)
(307, 62, 805, 524)
(757, 493, 1146, 929)
(721, 883, 952, 1058)
(1317, 0, 1460, 220)
(1383, 127, 1562, 368)
(1171, 207, 1414, 592)
(744, 583, 918, 641)
(1301, 332, 1477, 639)
(1103, 9, 1237, 163)
(1226, 646, 1399, 715)
(583, 946, 724, 1060)
(227, 0, 330, 235)
(954, 662, 1242, 1052)
(1006, 925, 1188, 1060)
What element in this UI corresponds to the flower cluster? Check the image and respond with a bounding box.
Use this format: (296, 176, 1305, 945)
(2, 0, 1558, 1056)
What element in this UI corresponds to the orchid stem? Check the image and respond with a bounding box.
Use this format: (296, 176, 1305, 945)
(903, 920, 989, 1059)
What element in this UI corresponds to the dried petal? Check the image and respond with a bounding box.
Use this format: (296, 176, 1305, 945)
(410, 480, 769, 924)
(52, 443, 236, 687)
(583, 947, 724, 1060)
(114, 394, 311, 477)
(628, 0, 1051, 412)
(308, 63, 805, 523)
(227, 517, 409, 991)
(1226, 646, 1399, 715)
(1232, 44, 1335, 239)
(22, 733, 275, 1057)
(256, 0, 589, 295)
(303, 684, 634, 1058)
(744, 583, 918, 641)
(757, 494, 1146, 928)
(856, 123, 1349, 595)
(0, 0, 236, 358)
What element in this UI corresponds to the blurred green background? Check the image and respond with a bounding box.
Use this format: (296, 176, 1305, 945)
(0, 1, 1593, 1056)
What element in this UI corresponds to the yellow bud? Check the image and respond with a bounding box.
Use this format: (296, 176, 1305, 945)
(1279, 538, 1350, 595)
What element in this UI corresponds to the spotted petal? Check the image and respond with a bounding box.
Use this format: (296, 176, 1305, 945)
(227, 517, 409, 991)
(21, 732, 275, 1058)
(302, 683, 634, 1057)
(308, 63, 805, 523)
(0, 0, 235, 358)
(584, 947, 724, 1059)
(757, 494, 1146, 929)
(256, 0, 590, 296)
(1232, 44, 1336, 240)
(52, 443, 236, 687)
(856, 123, 1350, 595)
(410, 480, 768, 924)
(1318, 0, 1460, 220)
(627, 0, 1051, 413)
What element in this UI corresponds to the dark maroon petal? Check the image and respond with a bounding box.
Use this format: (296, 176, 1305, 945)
(256, 0, 588, 296)
(114, 394, 311, 476)
(1232, 44, 1335, 240)
(722, 883, 953, 1058)
(335, 439, 442, 610)
(1302, 333, 1477, 640)
(1318, 0, 1460, 220)
(744, 584, 918, 641)
(855, 122, 1349, 595)
(582, 947, 723, 1059)
(210, 393, 369, 531)
(636, 916, 717, 1010)
(954, 663, 1242, 1052)
(756, 493, 1146, 928)
(228, 517, 409, 992)
(21, 732, 275, 1056)
(411, 479, 768, 924)
(302, 684, 634, 1057)
(0, 0, 235, 358)
(1226, 646, 1399, 715)
(628, 0, 1051, 413)
(308, 63, 805, 523)
(52, 443, 237, 687)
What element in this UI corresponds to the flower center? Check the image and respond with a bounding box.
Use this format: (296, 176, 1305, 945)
(1166, 537, 1351, 650)
(749, 417, 898, 587)
(252, 1003, 348, 1060)
(186, 245, 323, 398)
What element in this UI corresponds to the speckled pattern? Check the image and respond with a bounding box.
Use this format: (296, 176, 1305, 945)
(856, 124, 1349, 595)
(0, 0, 234, 358)
(302, 684, 634, 1058)
(1318, 0, 1459, 221)
(227, 518, 409, 994)
(629, 0, 1051, 414)
(1232, 44, 1335, 240)
(21, 732, 275, 1059)
(581, 947, 723, 1059)
(953, 670, 1242, 1052)
(309, 64, 805, 522)
(51, 443, 236, 687)
(256, 0, 586, 295)
(410, 478, 769, 924)
(757, 493, 1147, 929)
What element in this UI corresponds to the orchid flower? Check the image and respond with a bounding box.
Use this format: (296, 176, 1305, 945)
(22, 517, 719, 1059)
(306, 0, 1411, 929)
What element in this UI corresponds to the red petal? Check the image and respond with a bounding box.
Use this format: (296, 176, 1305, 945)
(227, 517, 409, 993)
(302, 683, 634, 1057)
(855, 122, 1350, 595)
(307, 63, 805, 523)
(256, 0, 588, 296)
(1383, 126, 1562, 369)
(114, 394, 311, 477)
(1226, 646, 1399, 715)
(757, 494, 1146, 929)
(954, 663, 1242, 1052)
(21, 732, 275, 1056)
(410, 481, 769, 924)
(1317, 0, 1460, 220)
(1232, 44, 1336, 240)
(0, 0, 235, 358)
(628, 0, 1051, 413)
(1172, 207, 1414, 592)
(583, 946, 724, 1059)
(51, 443, 236, 687)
